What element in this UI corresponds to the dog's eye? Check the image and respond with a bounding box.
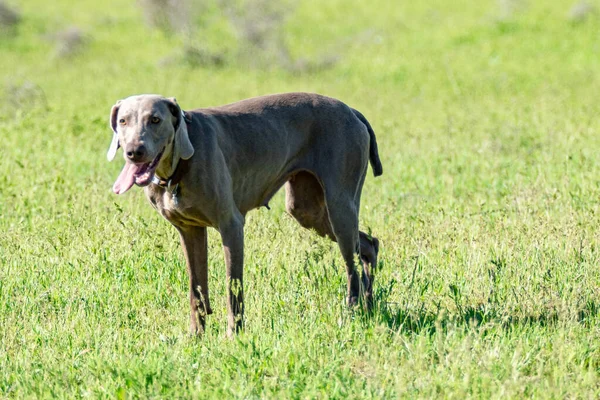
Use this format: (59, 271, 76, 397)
(119, 118, 126, 125)
(151, 117, 161, 124)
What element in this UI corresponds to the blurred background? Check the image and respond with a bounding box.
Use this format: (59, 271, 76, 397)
(3, 0, 598, 112)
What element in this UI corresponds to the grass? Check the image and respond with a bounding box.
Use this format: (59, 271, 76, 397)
(2, 0, 600, 397)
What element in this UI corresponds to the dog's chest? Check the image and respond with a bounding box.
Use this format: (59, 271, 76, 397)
(145, 186, 212, 227)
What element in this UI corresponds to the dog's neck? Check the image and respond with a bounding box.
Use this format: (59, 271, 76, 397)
(155, 143, 178, 180)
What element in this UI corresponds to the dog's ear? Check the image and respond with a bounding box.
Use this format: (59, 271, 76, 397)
(107, 100, 122, 161)
(166, 97, 194, 160)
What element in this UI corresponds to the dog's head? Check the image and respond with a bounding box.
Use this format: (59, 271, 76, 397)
(107, 95, 194, 194)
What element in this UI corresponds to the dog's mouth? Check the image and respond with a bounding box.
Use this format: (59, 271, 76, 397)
(112, 148, 165, 195)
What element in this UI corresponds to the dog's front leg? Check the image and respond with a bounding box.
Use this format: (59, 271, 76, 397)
(178, 226, 212, 335)
(219, 214, 245, 337)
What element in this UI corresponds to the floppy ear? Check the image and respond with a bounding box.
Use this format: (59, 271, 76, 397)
(166, 97, 194, 160)
(107, 100, 122, 161)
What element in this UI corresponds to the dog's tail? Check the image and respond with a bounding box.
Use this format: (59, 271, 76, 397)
(353, 109, 383, 177)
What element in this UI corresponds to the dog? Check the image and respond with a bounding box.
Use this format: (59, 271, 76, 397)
(107, 92, 383, 336)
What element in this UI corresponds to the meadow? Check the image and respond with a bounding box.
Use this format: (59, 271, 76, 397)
(1, 0, 600, 397)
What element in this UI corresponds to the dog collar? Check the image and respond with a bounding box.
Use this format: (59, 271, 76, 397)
(152, 154, 191, 207)
(151, 157, 190, 188)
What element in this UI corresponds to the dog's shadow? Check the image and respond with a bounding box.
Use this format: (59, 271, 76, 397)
(361, 279, 600, 335)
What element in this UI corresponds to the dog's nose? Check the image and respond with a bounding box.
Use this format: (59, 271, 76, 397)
(126, 145, 147, 162)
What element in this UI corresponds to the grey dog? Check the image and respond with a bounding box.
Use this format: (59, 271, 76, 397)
(107, 92, 383, 337)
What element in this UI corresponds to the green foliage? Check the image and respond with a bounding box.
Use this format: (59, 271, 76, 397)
(2, 0, 600, 397)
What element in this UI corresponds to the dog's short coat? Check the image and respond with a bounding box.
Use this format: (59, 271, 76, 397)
(108, 93, 383, 336)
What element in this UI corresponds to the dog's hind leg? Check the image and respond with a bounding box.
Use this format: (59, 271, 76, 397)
(285, 171, 378, 307)
(325, 195, 362, 307)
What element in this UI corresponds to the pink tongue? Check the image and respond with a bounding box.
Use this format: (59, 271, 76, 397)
(113, 163, 145, 194)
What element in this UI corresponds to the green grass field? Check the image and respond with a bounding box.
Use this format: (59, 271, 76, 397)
(2, 0, 600, 397)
